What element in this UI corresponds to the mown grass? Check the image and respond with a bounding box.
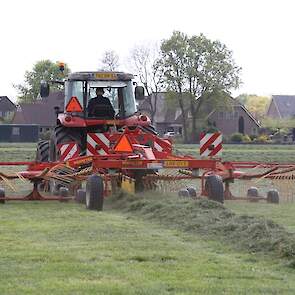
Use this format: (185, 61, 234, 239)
(227, 201, 295, 233)
(109, 192, 295, 259)
(1, 201, 295, 294)
(1, 143, 295, 293)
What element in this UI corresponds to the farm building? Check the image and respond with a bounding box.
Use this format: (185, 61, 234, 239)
(139, 93, 260, 137)
(13, 91, 64, 134)
(0, 124, 39, 142)
(267, 95, 295, 118)
(0, 96, 16, 122)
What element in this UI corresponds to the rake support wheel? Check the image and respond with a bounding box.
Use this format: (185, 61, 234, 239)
(86, 175, 104, 211)
(205, 175, 224, 203)
(0, 187, 5, 204)
(267, 189, 279, 204)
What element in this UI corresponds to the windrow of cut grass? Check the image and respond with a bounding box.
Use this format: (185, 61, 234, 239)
(108, 192, 295, 263)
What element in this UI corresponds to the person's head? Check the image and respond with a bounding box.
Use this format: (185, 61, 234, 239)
(96, 87, 104, 96)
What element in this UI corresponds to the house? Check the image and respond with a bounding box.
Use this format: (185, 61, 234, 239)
(267, 95, 295, 118)
(207, 100, 260, 136)
(13, 91, 64, 133)
(0, 96, 16, 122)
(139, 93, 183, 135)
(139, 93, 260, 137)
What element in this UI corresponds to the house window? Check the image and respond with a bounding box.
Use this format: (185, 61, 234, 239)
(225, 112, 231, 119)
(234, 111, 239, 119)
(0, 111, 2, 117)
(12, 127, 20, 136)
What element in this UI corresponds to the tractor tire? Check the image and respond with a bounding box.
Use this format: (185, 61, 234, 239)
(247, 187, 259, 197)
(86, 175, 104, 211)
(247, 187, 259, 202)
(0, 187, 5, 204)
(49, 125, 82, 162)
(36, 140, 49, 162)
(187, 187, 197, 198)
(267, 189, 280, 204)
(178, 189, 190, 198)
(205, 175, 224, 203)
(75, 189, 86, 204)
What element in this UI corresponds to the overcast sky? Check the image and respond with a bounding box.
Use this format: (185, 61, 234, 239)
(1, 0, 294, 101)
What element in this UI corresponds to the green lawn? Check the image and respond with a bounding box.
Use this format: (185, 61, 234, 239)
(1, 202, 295, 294)
(1, 143, 295, 294)
(175, 143, 295, 163)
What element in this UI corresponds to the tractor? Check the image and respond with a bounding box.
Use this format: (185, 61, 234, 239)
(36, 70, 156, 162)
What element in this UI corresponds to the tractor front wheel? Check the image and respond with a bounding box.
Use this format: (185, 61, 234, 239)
(86, 175, 104, 211)
(205, 175, 224, 203)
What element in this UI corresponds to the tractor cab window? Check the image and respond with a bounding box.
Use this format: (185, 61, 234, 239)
(65, 81, 84, 113)
(86, 81, 137, 119)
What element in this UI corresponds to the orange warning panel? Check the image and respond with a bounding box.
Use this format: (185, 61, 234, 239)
(66, 96, 83, 112)
(114, 135, 133, 152)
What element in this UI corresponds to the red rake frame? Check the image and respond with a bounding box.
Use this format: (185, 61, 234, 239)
(1, 153, 295, 202)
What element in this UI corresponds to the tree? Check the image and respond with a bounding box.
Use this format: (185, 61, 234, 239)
(237, 94, 270, 120)
(99, 50, 119, 71)
(129, 43, 164, 123)
(159, 31, 241, 142)
(14, 60, 70, 103)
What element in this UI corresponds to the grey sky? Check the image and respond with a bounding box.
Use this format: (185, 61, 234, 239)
(1, 0, 294, 101)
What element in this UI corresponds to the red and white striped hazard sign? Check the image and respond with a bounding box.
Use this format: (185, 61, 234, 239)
(200, 133, 222, 157)
(87, 133, 110, 156)
(58, 142, 80, 161)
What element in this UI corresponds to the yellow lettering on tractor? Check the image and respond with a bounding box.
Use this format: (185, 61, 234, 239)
(95, 73, 117, 80)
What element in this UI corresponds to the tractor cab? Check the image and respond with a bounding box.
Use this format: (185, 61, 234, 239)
(64, 72, 140, 120)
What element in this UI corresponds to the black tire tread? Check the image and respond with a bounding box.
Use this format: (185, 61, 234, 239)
(86, 175, 104, 211)
(49, 125, 82, 161)
(36, 140, 49, 162)
(205, 175, 224, 203)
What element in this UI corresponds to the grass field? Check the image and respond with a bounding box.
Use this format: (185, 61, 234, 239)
(175, 143, 295, 163)
(1, 143, 295, 294)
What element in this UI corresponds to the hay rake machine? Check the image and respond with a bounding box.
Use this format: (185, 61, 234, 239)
(0, 127, 294, 210)
(0, 69, 293, 209)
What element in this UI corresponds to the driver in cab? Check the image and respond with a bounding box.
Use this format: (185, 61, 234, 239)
(87, 87, 115, 118)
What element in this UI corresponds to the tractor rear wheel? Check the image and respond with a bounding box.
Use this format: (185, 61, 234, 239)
(49, 125, 82, 162)
(86, 175, 104, 211)
(36, 140, 49, 162)
(205, 175, 224, 203)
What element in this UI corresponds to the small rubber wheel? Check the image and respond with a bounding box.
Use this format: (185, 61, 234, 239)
(247, 187, 259, 202)
(75, 189, 86, 204)
(247, 187, 259, 197)
(178, 189, 190, 198)
(267, 189, 279, 204)
(59, 187, 69, 202)
(86, 175, 104, 211)
(187, 187, 197, 198)
(0, 187, 5, 204)
(205, 175, 224, 203)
